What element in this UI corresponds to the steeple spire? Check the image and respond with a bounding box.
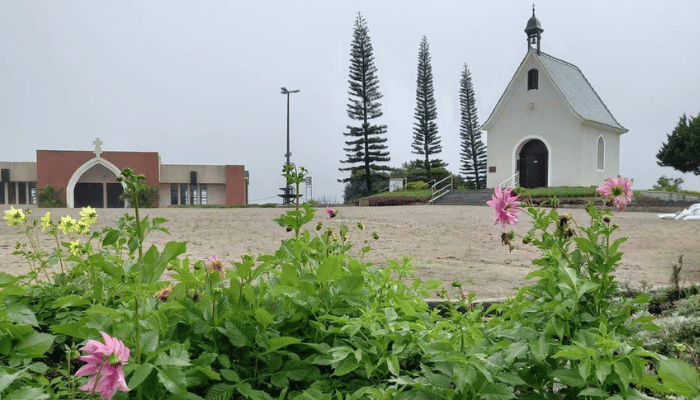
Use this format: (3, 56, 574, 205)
(524, 5, 544, 54)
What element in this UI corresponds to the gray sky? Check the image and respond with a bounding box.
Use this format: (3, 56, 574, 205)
(2, 0, 699, 203)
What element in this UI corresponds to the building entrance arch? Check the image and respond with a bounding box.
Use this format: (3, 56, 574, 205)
(66, 158, 126, 208)
(518, 139, 548, 188)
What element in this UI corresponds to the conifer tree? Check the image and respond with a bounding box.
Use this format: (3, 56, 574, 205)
(412, 35, 445, 181)
(339, 12, 391, 198)
(459, 64, 487, 189)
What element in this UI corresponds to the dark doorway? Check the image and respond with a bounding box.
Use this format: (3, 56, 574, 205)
(519, 139, 548, 188)
(107, 183, 124, 208)
(74, 183, 104, 208)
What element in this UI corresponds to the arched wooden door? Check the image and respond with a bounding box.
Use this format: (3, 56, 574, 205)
(519, 139, 548, 188)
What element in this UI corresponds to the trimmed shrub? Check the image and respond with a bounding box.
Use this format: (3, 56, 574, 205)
(406, 181, 429, 191)
(367, 196, 428, 206)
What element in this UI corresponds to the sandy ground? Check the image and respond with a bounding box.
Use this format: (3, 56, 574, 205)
(1, 205, 699, 300)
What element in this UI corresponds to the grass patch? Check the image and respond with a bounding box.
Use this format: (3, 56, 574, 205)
(517, 186, 597, 198)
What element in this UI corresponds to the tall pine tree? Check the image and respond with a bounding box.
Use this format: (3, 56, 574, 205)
(339, 12, 391, 198)
(412, 35, 445, 181)
(459, 64, 487, 189)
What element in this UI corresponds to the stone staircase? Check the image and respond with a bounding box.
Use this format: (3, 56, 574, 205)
(431, 189, 493, 206)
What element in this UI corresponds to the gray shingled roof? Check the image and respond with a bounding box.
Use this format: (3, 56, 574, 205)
(538, 52, 627, 131)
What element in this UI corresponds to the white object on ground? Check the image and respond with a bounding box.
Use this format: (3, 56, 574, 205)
(658, 203, 700, 221)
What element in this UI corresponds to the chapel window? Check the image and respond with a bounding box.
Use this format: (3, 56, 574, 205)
(528, 68, 538, 90)
(597, 136, 605, 170)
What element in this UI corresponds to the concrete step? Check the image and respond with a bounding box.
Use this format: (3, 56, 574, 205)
(431, 189, 493, 206)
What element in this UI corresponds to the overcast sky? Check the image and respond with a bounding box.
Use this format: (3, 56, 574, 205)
(2, 0, 699, 203)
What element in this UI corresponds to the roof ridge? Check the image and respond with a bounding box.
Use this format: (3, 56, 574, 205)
(537, 51, 627, 132)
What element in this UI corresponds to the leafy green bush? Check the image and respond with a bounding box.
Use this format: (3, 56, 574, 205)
(36, 184, 66, 208)
(406, 181, 428, 191)
(652, 175, 684, 192)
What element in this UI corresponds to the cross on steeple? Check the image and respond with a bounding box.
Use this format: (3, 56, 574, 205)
(93, 138, 103, 157)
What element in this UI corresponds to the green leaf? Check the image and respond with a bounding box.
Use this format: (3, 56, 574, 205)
(102, 230, 120, 246)
(579, 387, 608, 397)
(156, 353, 192, 367)
(277, 360, 318, 382)
(478, 383, 515, 400)
(221, 320, 254, 347)
(554, 346, 586, 360)
(317, 255, 342, 284)
(596, 360, 612, 385)
(205, 383, 237, 400)
(504, 341, 528, 363)
(220, 369, 240, 382)
(0, 272, 19, 287)
(333, 353, 359, 376)
(495, 372, 527, 386)
(551, 369, 586, 388)
(50, 295, 90, 309)
(574, 237, 598, 254)
(128, 362, 154, 388)
(387, 354, 400, 376)
(5, 304, 38, 327)
(0, 370, 22, 392)
(264, 337, 301, 354)
(50, 322, 87, 339)
(255, 308, 274, 330)
(658, 358, 700, 397)
(14, 332, 55, 359)
(529, 334, 549, 362)
(157, 366, 188, 394)
(5, 387, 50, 400)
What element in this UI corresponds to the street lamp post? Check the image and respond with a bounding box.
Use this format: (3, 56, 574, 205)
(280, 86, 300, 205)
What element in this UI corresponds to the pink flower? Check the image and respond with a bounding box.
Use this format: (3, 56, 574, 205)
(486, 185, 521, 228)
(597, 176, 633, 210)
(326, 207, 337, 219)
(75, 332, 130, 400)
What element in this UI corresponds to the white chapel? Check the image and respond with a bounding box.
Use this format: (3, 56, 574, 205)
(481, 9, 628, 189)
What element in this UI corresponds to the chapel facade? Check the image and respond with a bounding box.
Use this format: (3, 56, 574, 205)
(481, 9, 627, 189)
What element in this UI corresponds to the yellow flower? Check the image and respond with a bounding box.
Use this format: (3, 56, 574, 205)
(76, 220, 90, 235)
(69, 240, 81, 256)
(79, 206, 97, 226)
(41, 212, 52, 231)
(58, 215, 77, 234)
(3, 207, 26, 227)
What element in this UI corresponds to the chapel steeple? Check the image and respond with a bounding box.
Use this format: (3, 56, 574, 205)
(525, 5, 544, 54)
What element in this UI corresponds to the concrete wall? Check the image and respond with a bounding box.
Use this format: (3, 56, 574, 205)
(160, 164, 227, 184)
(0, 162, 38, 181)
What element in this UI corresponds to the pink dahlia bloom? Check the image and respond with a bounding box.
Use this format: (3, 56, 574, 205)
(75, 331, 130, 400)
(597, 176, 633, 210)
(487, 185, 521, 228)
(326, 207, 337, 219)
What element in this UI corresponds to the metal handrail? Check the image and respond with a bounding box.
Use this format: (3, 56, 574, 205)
(498, 172, 520, 188)
(430, 175, 453, 203)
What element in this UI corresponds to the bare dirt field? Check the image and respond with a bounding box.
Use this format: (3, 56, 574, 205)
(1, 205, 699, 300)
